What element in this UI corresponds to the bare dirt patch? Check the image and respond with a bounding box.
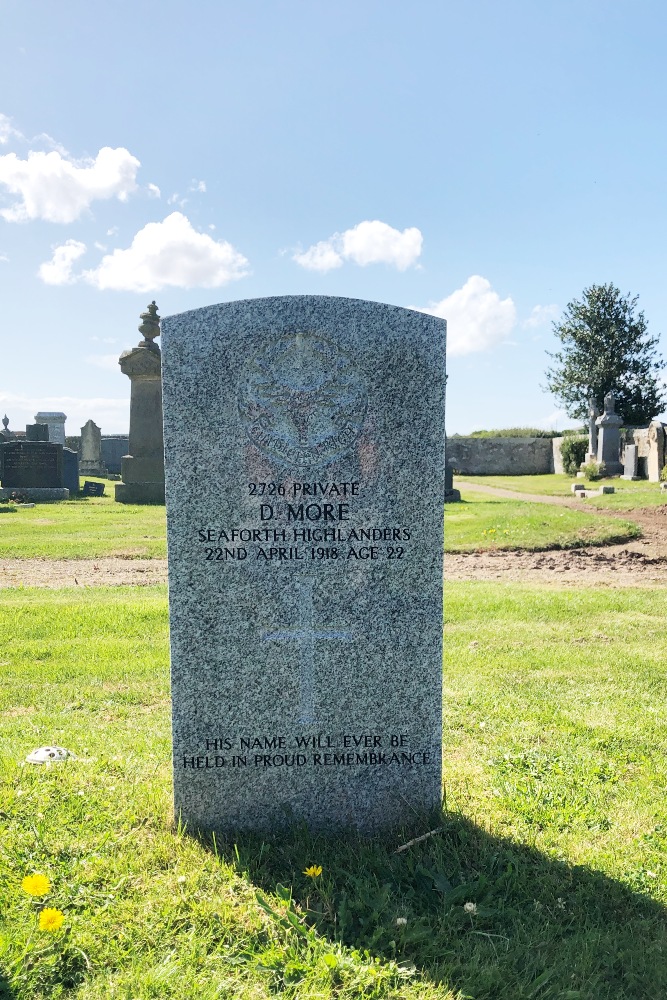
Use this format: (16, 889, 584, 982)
(448, 482, 667, 586)
(2, 486, 667, 588)
(0, 558, 168, 589)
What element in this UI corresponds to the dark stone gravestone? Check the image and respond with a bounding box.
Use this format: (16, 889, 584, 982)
(444, 462, 461, 502)
(0, 441, 69, 501)
(63, 448, 80, 494)
(26, 423, 49, 442)
(162, 295, 447, 835)
(82, 481, 105, 497)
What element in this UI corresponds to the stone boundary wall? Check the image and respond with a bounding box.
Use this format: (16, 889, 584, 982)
(446, 437, 555, 475)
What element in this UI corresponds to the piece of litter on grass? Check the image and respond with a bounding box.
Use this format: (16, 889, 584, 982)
(394, 827, 444, 854)
(26, 746, 73, 765)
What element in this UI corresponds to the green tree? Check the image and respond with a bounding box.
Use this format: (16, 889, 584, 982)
(544, 282, 666, 425)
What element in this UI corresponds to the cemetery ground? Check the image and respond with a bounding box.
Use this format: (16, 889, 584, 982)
(1, 482, 667, 997)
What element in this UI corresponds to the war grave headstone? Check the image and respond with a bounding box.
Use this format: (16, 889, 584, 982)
(34, 411, 67, 446)
(0, 440, 69, 501)
(162, 295, 447, 834)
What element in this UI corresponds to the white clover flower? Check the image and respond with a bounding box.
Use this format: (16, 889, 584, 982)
(463, 901, 477, 914)
(395, 916, 407, 927)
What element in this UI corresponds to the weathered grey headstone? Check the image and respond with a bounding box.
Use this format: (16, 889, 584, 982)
(162, 295, 446, 834)
(647, 420, 666, 482)
(0, 441, 69, 501)
(80, 419, 107, 476)
(595, 392, 622, 474)
(26, 423, 49, 442)
(621, 443, 640, 480)
(115, 302, 165, 504)
(34, 412, 67, 445)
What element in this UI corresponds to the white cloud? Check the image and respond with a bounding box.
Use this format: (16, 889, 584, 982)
(147, 182, 161, 198)
(0, 392, 130, 434)
(85, 353, 121, 371)
(189, 179, 206, 193)
(293, 220, 423, 273)
(0, 113, 24, 145)
(294, 239, 344, 272)
(0, 146, 140, 223)
(0, 252, 8, 263)
(523, 303, 559, 329)
(82, 212, 249, 292)
(38, 239, 87, 285)
(417, 275, 517, 357)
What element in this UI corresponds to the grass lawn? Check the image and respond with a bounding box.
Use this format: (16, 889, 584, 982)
(1, 584, 667, 999)
(0, 483, 640, 559)
(456, 474, 667, 510)
(0, 484, 166, 559)
(444, 495, 640, 552)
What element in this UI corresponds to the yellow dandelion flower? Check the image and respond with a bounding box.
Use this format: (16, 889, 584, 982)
(38, 907, 65, 932)
(22, 873, 51, 896)
(303, 864, 323, 878)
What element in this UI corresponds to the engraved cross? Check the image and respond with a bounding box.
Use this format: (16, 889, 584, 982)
(261, 576, 352, 724)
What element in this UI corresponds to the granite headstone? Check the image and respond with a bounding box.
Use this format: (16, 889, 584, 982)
(621, 444, 640, 481)
(0, 441, 69, 500)
(26, 423, 49, 442)
(162, 295, 447, 834)
(62, 447, 80, 495)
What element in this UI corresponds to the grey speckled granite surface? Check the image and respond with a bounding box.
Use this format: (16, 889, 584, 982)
(162, 295, 446, 834)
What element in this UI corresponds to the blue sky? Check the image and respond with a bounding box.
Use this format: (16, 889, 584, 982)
(1, 0, 666, 434)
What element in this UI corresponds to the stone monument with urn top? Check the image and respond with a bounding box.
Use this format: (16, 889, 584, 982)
(115, 302, 165, 504)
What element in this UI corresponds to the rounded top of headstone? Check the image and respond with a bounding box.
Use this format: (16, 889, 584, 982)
(138, 300, 161, 351)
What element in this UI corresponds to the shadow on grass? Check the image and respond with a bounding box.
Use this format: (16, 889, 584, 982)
(0, 969, 17, 999)
(196, 811, 667, 1000)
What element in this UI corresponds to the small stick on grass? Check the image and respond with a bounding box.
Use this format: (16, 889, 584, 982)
(394, 827, 443, 854)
